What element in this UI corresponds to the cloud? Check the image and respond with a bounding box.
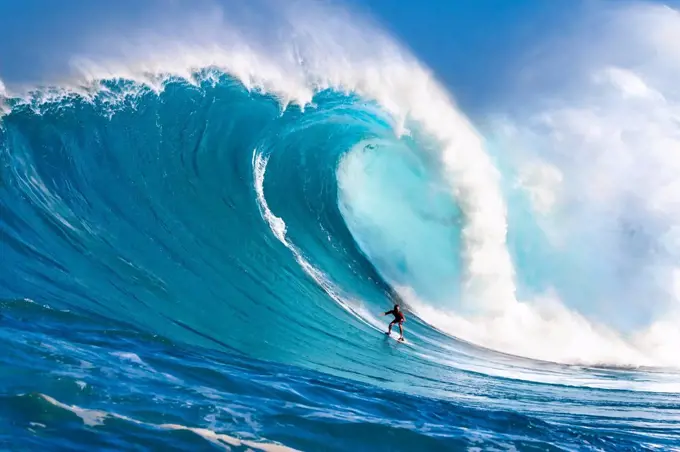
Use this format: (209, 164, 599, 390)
(473, 1, 680, 366)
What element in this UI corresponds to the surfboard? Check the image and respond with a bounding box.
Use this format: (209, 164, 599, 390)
(384, 332, 407, 343)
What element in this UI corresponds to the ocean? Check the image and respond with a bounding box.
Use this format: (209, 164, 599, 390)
(1, 3, 680, 450)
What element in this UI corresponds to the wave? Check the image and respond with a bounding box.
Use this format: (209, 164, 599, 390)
(12, 393, 296, 451)
(1, 0, 680, 387)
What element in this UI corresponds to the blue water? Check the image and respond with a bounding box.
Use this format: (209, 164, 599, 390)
(1, 73, 679, 451)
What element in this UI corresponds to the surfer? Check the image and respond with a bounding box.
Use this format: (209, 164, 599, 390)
(384, 304, 405, 341)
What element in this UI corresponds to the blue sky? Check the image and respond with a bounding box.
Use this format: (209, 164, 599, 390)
(348, 0, 577, 108)
(0, 0, 674, 109)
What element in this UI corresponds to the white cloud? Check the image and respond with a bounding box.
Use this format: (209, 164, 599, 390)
(515, 161, 563, 215)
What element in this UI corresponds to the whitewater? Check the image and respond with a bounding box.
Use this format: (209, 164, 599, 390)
(1, 1, 680, 450)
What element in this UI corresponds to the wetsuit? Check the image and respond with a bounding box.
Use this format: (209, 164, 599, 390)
(385, 308, 405, 323)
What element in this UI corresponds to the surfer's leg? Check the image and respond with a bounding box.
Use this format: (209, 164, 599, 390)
(386, 320, 395, 334)
(398, 322, 404, 339)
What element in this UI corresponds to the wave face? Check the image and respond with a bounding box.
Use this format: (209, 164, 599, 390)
(0, 75, 398, 370)
(2, 1, 680, 450)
